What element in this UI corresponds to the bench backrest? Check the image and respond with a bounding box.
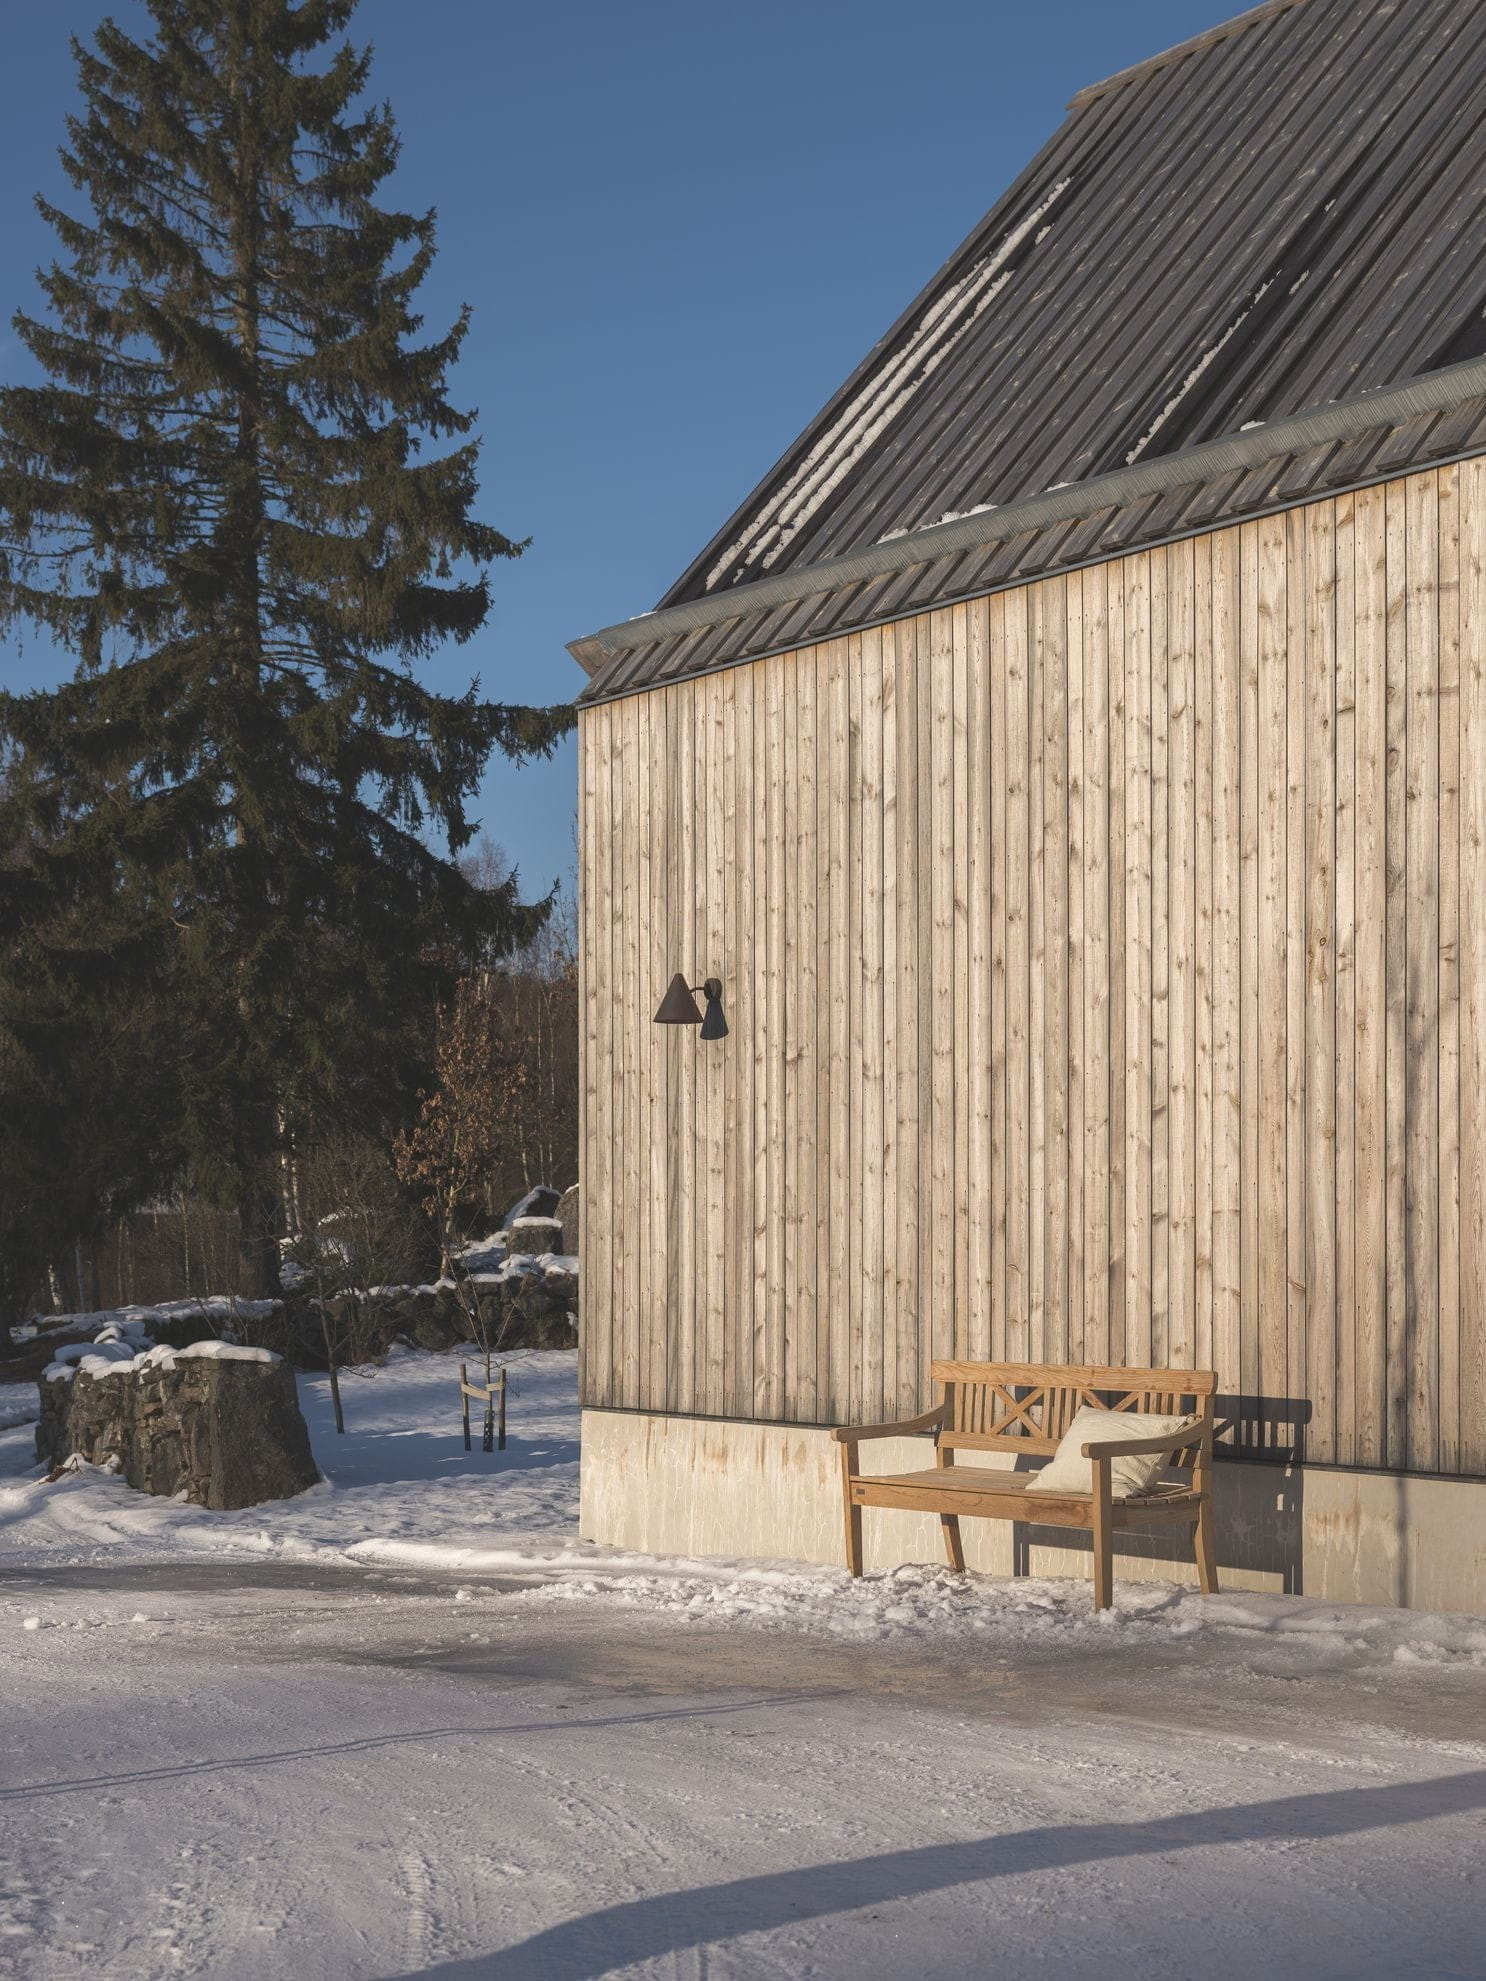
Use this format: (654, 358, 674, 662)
(931, 1360, 1218, 1462)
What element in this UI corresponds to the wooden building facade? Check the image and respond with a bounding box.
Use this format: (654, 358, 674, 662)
(572, 0, 1486, 1609)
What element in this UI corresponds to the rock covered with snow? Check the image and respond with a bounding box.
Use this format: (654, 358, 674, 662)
(37, 1334, 316, 1510)
(501, 1183, 562, 1227)
(317, 1252, 578, 1359)
(29, 1295, 279, 1339)
(505, 1216, 564, 1259)
(556, 1183, 579, 1257)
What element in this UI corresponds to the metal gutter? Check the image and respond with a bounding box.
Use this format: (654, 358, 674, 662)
(574, 425, 1486, 711)
(570, 355, 1486, 672)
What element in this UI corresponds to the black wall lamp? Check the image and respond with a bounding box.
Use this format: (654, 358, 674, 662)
(654, 973, 728, 1040)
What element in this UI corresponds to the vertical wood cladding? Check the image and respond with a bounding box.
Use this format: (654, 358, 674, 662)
(579, 462, 1486, 1478)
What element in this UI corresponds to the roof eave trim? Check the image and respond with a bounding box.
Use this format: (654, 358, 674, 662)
(568, 356, 1486, 669)
(575, 427, 1486, 712)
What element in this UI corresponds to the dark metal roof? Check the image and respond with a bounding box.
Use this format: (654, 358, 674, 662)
(573, 0, 1486, 702)
(574, 367, 1486, 704)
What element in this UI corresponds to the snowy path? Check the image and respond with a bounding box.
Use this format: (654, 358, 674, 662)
(2, 1348, 1484, 1976)
(1, 1561, 1484, 1979)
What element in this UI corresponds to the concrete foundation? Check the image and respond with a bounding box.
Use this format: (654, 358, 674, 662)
(581, 1408, 1486, 1616)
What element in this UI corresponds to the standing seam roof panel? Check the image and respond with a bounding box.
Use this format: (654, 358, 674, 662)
(657, 0, 1486, 610)
(772, 0, 1447, 564)
(826, 0, 1355, 549)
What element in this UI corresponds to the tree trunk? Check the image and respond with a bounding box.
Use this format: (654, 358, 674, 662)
(236, 1186, 280, 1302)
(321, 1306, 345, 1434)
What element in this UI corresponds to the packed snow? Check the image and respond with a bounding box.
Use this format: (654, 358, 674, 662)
(1125, 275, 1276, 465)
(704, 179, 1072, 588)
(877, 497, 1000, 544)
(41, 1328, 284, 1383)
(6, 1346, 1486, 1677)
(3, 1344, 1485, 1977)
(12, 1294, 278, 1344)
(1, 1347, 580, 1568)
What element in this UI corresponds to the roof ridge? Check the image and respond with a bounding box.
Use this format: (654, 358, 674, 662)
(1068, 0, 1315, 110)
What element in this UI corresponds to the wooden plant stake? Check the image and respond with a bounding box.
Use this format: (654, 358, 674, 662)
(458, 1363, 507, 1455)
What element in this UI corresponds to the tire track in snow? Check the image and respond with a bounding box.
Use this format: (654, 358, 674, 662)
(398, 1846, 436, 1970)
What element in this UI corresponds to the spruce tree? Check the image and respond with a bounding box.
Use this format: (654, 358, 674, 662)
(0, 1, 570, 1297)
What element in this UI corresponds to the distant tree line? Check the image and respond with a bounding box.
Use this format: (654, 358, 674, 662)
(0, 2, 574, 1341)
(0, 843, 577, 1327)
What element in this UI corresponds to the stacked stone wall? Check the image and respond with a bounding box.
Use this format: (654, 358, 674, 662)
(37, 1345, 317, 1509)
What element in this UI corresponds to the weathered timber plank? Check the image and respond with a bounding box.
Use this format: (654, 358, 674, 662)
(1066, 570, 1087, 1363)
(1005, 588, 1032, 1360)
(1124, 552, 1154, 1365)
(1150, 545, 1172, 1369)
(1168, 534, 1197, 1371)
(1332, 494, 1359, 1465)
(1304, 500, 1337, 1466)
(859, 626, 887, 1422)
(1437, 465, 1461, 1476)
(1460, 458, 1486, 1476)
(1257, 512, 1289, 1443)
(1384, 482, 1409, 1470)
(1284, 510, 1308, 1452)
(1353, 483, 1390, 1469)
(952, 603, 974, 1366)
(1211, 526, 1243, 1404)
(967, 598, 995, 1364)
(1028, 584, 1049, 1364)
(1082, 562, 1112, 1366)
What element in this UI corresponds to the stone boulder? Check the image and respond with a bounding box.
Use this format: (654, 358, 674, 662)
(505, 1216, 564, 1259)
(473, 1271, 576, 1350)
(556, 1184, 580, 1257)
(37, 1343, 317, 1510)
(503, 1184, 562, 1225)
(318, 1283, 467, 1359)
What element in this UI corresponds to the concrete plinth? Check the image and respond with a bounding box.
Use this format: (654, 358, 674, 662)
(580, 1407, 1486, 1615)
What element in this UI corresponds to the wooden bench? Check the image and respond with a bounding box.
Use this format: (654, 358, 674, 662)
(834, 1360, 1219, 1610)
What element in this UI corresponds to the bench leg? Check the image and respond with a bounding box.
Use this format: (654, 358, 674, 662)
(840, 1442, 864, 1577)
(1194, 1495, 1219, 1595)
(940, 1514, 965, 1574)
(844, 1499, 864, 1578)
(1091, 1472, 1114, 1613)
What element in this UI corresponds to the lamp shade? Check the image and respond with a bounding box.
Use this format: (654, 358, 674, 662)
(699, 980, 728, 1040)
(654, 973, 704, 1025)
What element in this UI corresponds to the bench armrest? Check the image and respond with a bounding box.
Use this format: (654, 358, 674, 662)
(1081, 1421, 1208, 1460)
(833, 1404, 947, 1446)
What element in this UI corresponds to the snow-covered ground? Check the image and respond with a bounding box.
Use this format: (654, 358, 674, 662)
(2, 1348, 1484, 1978)
(1, 1346, 581, 1570)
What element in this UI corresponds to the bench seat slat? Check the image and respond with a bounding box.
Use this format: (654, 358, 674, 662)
(852, 1468, 1201, 1511)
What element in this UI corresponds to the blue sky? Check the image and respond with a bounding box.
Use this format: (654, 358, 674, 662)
(0, 0, 1238, 900)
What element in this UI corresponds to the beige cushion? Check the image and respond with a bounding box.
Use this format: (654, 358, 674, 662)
(1024, 1405, 1197, 1499)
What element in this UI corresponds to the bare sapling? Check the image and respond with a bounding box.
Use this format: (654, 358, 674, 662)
(393, 981, 532, 1430)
